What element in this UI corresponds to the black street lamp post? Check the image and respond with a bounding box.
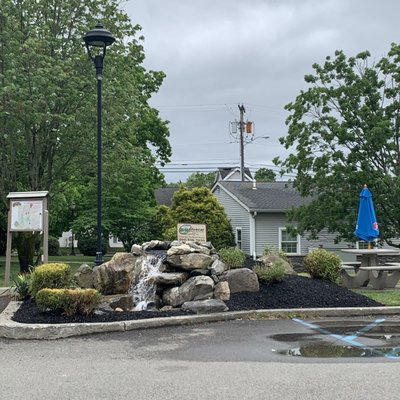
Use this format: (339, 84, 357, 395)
(83, 22, 115, 266)
(70, 201, 76, 256)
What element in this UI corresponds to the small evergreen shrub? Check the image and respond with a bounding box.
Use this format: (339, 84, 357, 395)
(263, 245, 275, 255)
(62, 289, 101, 316)
(48, 236, 61, 256)
(35, 288, 65, 312)
(304, 249, 341, 282)
(36, 288, 101, 316)
(30, 263, 71, 298)
(263, 245, 290, 264)
(218, 247, 246, 269)
(253, 260, 286, 284)
(12, 273, 32, 300)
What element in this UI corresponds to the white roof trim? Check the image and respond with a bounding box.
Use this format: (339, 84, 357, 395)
(224, 167, 252, 182)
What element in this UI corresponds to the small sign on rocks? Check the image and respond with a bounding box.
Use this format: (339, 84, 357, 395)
(177, 223, 207, 242)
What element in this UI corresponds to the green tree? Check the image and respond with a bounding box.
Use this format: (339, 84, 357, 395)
(157, 187, 234, 250)
(254, 168, 276, 182)
(185, 172, 216, 188)
(0, 0, 171, 271)
(275, 45, 400, 245)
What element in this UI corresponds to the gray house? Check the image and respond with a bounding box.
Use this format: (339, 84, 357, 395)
(154, 167, 354, 258)
(212, 180, 351, 259)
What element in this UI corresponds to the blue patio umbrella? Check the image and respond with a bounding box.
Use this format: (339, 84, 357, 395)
(354, 185, 379, 242)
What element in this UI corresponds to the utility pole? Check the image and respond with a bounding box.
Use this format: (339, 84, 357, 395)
(238, 104, 246, 181)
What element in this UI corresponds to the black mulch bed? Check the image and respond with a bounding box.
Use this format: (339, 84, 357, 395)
(11, 275, 383, 325)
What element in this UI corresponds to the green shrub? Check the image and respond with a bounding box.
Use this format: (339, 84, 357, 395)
(77, 237, 109, 256)
(218, 247, 246, 269)
(304, 249, 341, 282)
(48, 236, 61, 256)
(35, 288, 65, 312)
(30, 263, 71, 298)
(263, 245, 275, 255)
(36, 288, 101, 316)
(12, 273, 32, 300)
(59, 248, 70, 256)
(253, 260, 286, 284)
(263, 246, 290, 264)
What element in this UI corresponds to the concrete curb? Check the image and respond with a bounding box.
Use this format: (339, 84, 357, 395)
(1, 301, 400, 340)
(0, 287, 15, 297)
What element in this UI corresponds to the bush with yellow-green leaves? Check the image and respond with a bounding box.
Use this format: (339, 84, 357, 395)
(30, 263, 72, 298)
(304, 249, 341, 282)
(35, 288, 101, 316)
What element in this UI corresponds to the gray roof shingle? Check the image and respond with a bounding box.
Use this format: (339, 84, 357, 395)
(217, 181, 311, 211)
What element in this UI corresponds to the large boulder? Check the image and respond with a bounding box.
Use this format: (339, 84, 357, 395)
(149, 272, 189, 286)
(256, 253, 296, 275)
(214, 281, 230, 301)
(93, 252, 139, 295)
(142, 240, 170, 251)
(74, 264, 94, 289)
(100, 294, 134, 311)
(166, 253, 213, 270)
(181, 299, 228, 313)
(130, 244, 144, 256)
(167, 242, 211, 256)
(209, 259, 227, 276)
(162, 276, 215, 307)
(219, 268, 260, 293)
(162, 287, 182, 307)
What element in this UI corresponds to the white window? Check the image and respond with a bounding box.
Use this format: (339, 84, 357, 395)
(279, 228, 300, 254)
(235, 227, 242, 249)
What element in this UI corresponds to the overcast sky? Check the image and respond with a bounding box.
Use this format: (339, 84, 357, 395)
(121, 0, 400, 182)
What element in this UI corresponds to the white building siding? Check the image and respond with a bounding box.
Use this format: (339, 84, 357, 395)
(254, 213, 287, 255)
(214, 186, 251, 253)
(254, 214, 354, 256)
(301, 230, 352, 253)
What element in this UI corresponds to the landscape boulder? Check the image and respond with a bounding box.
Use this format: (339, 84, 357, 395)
(213, 281, 230, 301)
(219, 268, 260, 293)
(162, 275, 214, 307)
(74, 264, 94, 289)
(209, 259, 227, 276)
(256, 253, 296, 275)
(93, 252, 138, 295)
(181, 299, 229, 313)
(166, 253, 213, 270)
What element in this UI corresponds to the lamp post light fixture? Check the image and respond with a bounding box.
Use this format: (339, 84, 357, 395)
(83, 22, 115, 266)
(244, 135, 270, 146)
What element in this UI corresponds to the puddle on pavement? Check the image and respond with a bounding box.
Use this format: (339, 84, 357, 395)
(273, 324, 400, 358)
(278, 343, 400, 358)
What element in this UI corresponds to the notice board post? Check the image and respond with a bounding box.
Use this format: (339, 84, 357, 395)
(5, 191, 49, 285)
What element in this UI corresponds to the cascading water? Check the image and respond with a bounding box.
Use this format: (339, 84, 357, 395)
(132, 255, 163, 311)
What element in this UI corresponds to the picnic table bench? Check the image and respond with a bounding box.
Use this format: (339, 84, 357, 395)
(340, 263, 400, 290)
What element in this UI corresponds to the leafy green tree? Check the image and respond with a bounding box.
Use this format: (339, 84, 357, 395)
(0, 0, 171, 271)
(157, 187, 234, 250)
(185, 172, 216, 188)
(254, 168, 276, 182)
(275, 45, 400, 245)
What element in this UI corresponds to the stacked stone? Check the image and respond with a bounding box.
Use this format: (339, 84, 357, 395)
(74, 240, 260, 314)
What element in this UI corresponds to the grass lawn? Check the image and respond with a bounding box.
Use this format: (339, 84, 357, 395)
(352, 289, 400, 306)
(0, 255, 112, 286)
